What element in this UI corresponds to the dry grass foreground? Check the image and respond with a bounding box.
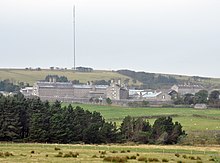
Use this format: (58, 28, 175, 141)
(0, 143, 219, 163)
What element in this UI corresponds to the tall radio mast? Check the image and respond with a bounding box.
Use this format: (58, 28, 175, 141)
(73, 5, 76, 70)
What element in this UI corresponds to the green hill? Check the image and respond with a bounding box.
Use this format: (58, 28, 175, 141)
(0, 69, 139, 86)
(0, 68, 220, 88)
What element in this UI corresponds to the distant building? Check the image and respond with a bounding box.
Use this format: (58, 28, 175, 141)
(128, 89, 171, 102)
(106, 80, 129, 100)
(20, 87, 34, 96)
(23, 78, 129, 102)
(170, 84, 204, 95)
(194, 104, 207, 109)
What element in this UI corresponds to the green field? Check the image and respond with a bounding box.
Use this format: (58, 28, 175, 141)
(65, 104, 220, 131)
(0, 69, 139, 85)
(0, 143, 219, 163)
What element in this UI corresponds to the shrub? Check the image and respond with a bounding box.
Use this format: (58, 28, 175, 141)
(68, 152, 79, 157)
(209, 158, 215, 161)
(101, 151, 106, 155)
(111, 150, 118, 153)
(189, 156, 196, 160)
(100, 155, 105, 158)
(0, 152, 4, 157)
(121, 150, 126, 153)
(196, 156, 201, 160)
(148, 158, 159, 162)
(129, 155, 136, 159)
(4, 152, 13, 157)
(162, 158, 169, 162)
(127, 150, 131, 153)
(63, 153, 72, 157)
(31, 150, 35, 154)
(103, 156, 127, 162)
(92, 155, 98, 158)
(45, 154, 48, 157)
(182, 155, 187, 159)
(55, 152, 63, 157)
(175, 153, 180, 157)
(138, 157, 147, 161)
(54, 147, 61, 151)
(136, 153, 140, 156)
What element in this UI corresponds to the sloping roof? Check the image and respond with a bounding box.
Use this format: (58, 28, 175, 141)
(142, 91, 162, 98)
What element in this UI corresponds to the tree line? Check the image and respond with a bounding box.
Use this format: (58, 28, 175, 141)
(0, 80, 29, 93)
(0, 93, 185, 144)
(172, 90, 220, 108)
(117, 69, 177, 88)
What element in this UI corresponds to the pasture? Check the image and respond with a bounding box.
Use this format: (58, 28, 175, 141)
(0, 69, 138, 85)
(65, 104, 220, 131)
(0, 143, 219, 163)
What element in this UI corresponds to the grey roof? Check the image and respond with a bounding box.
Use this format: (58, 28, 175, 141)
(36, 82, 109, 89)
(36, 82, 73, 89)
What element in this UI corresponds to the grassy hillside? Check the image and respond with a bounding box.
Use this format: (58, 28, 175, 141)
(1, 68, 220, 88)
(0, 143, 219, 163)
(0, 69, 139, 86)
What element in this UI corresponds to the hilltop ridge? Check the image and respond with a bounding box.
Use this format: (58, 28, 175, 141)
(0, 68, 220, 89)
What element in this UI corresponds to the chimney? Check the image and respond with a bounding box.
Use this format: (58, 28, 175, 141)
(53, 77, 57, 83)
(118, 79, 121, 85)
(49, 77, 52, 83)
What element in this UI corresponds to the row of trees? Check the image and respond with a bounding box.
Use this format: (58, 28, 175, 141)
(0, 93, 185, 144)
(173, 90, 220, 107)
(0, 80, 29, 93)
(117, 70, 177, 88)
(120, 116, 185, 144)
(45, 75, 69, 82)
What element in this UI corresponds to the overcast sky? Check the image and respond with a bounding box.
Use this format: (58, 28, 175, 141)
(0, 0, 220, 77)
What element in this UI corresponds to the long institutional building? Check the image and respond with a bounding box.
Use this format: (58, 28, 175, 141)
(31, 79, 129, 102)
(21, 76, 208, 105)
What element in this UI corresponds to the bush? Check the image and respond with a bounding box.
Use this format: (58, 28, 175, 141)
(103, 156, 127, 162)
(0, 152, 4, 157)
(129, 155, 136, 159)
(55, 152, 63, 157)
(4, 152, 13, 157)
(209, 158, 215, 161)
(63, 153, 72, 157)
(196, 156, 201, 160)
(175, 153, 180, 157)
(162, 158, 169, 162)
(30, 150, 35, 154)
(54, 147, 61, 150)
(121, 150, 126, 153)
(138, 157, 147, 161)
(111, 150, 118, 153)
(92, 155, 98, 158)
(148, 158, 159, 162)
(189, 156, 196, 160)
(69, 152, 79, 157)
(182, 155, 187, 159)
(100, 151, 106, 155)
